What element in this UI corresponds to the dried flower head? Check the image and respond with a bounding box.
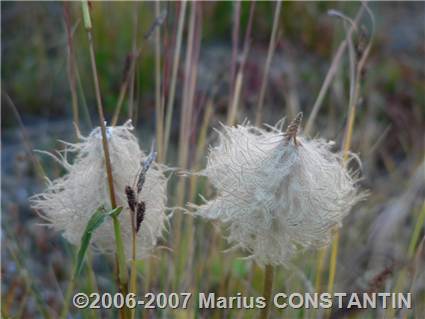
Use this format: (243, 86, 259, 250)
(30, 120, 167, 259)
(194, 114, 365, 266)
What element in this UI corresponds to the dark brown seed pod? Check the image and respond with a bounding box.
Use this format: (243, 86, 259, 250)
(125, 185, 136, 212)
(136, 201, 146, 233)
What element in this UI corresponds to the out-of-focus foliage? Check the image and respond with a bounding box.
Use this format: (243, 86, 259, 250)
(2, 1, 424, 318)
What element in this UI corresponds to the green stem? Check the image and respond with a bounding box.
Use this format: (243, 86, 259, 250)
(259, 265, 274, 319)
(81, 1, 128, 317)
(60, 275, 76, 319)
(85, 252, 98, 319)
(113, 215, 129, 286)
(129, 211, 137, 319)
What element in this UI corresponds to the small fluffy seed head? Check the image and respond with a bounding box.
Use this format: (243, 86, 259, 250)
(30, 120, 167, 259)
(194, 118, 365, 266)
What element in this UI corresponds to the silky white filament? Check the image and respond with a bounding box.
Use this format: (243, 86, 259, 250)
(30, 120, 167, 260)
(194, 118, 365, 266)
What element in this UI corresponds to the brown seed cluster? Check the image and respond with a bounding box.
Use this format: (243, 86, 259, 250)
(125, 186, 136, 212)
(125, 148, 156, 233)
(125, 185, 145, 233)
(136, 201, 145, 232)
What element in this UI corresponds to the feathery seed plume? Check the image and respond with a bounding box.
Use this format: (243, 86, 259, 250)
(194, 114, 365, 266)
(31, 120, 167, 259)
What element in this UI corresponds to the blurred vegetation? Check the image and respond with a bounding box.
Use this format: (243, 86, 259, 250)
(2, 2, 362, 126)
(2, 1, 424, 319)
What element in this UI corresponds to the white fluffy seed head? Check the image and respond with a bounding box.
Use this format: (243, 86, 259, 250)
(195, 120, 365, 266)
(30, 120, 167, 260)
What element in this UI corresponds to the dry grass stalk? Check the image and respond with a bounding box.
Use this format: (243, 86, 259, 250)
(304, 6, 366, 136)
(255, 1, 282, 127)
(226, 2, 256, 127)
(229, 1, 241, 105)
(163, 1, 187, 160)
(63, 3, 79, 131)
(174, 1, 200, 288)
(154, 1, 165, 163)
(328, 3, 375, 297)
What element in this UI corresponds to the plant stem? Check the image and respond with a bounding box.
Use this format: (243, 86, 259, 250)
(408, 203, 425, 258)
(154, 1, 164, 162)
(111, 49, 141, 127)
(227, 69, 243, 127)
(226, 1, 255, 127)
(81, 2, 117, 209)
(63, 3, 79, 131)
(255, 0, 281, 127)
(327, 231, 339, 295)
(60, 273, 76, 319)
(81, 1, 128, 315)
(174, 2, 198, 289)
(129, 210, 137, 319)
(163, 1, 187, 160)
(259, 265, 274, 319)
(327, 3, 374, 297)
(127, 4, 139, 123)
(314, 248, 327, 293)
(112, 212, 129, 286)
(75, 59, 93, 128)
(85, 252, 98, 306)
(229, 1, 240, 103)
(304, 6, 365, 136)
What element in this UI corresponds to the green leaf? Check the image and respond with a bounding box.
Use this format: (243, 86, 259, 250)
(74, 206, 123, 276)
(108, 206, 123, 218)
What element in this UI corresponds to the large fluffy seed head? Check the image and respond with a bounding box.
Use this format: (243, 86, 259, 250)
(30, 120, 167, 259)
(196, 121, 364, 266)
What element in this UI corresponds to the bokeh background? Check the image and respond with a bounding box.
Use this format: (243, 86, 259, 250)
(2, 1, 424, 318)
